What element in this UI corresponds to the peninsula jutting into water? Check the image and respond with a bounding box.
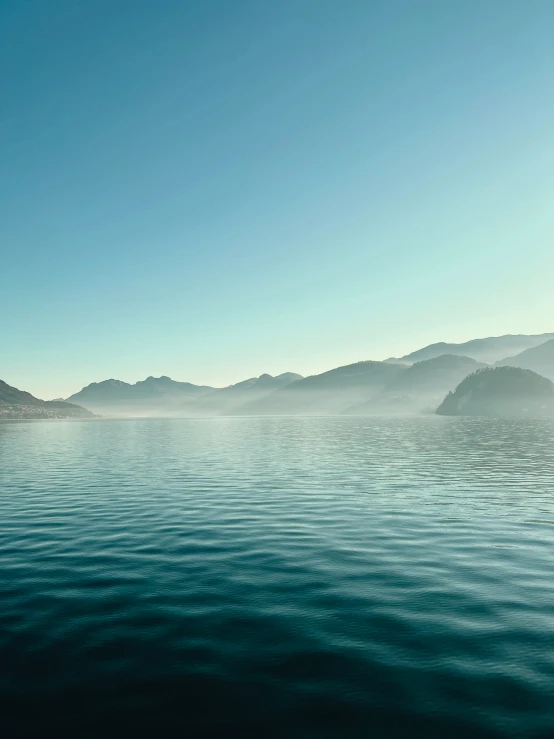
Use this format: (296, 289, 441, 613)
(3, 332, 554, 420)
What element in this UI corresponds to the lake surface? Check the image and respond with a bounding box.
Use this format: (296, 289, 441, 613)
(1, 416, 554, 738)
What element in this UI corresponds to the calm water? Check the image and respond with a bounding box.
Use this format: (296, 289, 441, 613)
(2, 417, 554, 738)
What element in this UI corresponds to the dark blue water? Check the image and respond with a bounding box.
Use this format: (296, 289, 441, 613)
(1, 417, 554, 738)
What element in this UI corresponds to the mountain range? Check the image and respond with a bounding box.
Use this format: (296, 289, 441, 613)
(227, 361, 406, 416)
(0, 380, 94, 420)
(345, 354, 486, 415)
(66, 375, 214, 416)
(3, 331, 554, 419)
(387, 333, 554, 365)
(175, 373, 303, 416)
(495, 339, 554, 381)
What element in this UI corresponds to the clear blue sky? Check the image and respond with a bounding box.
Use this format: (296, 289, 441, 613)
(2, 0, 553, 398)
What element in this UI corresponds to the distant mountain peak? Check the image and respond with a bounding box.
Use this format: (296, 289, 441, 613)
(388, 332, 554, 365)
(344, 354, 485, 416)
(495, 339, 554, 381)
(66, 375, 215, 415)
(90, 379, 131, 388)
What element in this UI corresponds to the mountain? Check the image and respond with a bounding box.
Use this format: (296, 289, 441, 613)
(387, 333, 554, 365)
(0, 380, 94, 419)
(495, 339, 554, 381)
(436, 367, 554, 417)
(66, 376, 213, 416)
(346, 354, 486, 415)
(229, 361, 406, 416)
(178, 373, 303, 416)
(0, 379, 38, 406)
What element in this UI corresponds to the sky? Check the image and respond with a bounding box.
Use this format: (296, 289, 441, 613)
(2, 0, 553, 399)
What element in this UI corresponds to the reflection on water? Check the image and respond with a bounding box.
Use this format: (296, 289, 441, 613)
(1, 416, 554, 737)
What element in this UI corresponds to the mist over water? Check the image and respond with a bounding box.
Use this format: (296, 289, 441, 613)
(2, 417, 554, 737)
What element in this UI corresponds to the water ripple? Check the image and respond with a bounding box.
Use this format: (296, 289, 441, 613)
(1, 416, 554, 737)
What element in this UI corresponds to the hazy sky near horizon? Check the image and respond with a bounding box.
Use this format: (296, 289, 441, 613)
(2, 0, 553, 399)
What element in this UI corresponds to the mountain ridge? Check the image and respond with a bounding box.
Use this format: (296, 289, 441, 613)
(345, 354, 486, 415)
(495, 339, 554, 381)
(171, 372, 304, 416)
(6, 331, 554, 419)
(387, 333, 554, 365)
(66, 376, 215, 416)
(228, 361, 406, 416)
(0, 380, 94, 419)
